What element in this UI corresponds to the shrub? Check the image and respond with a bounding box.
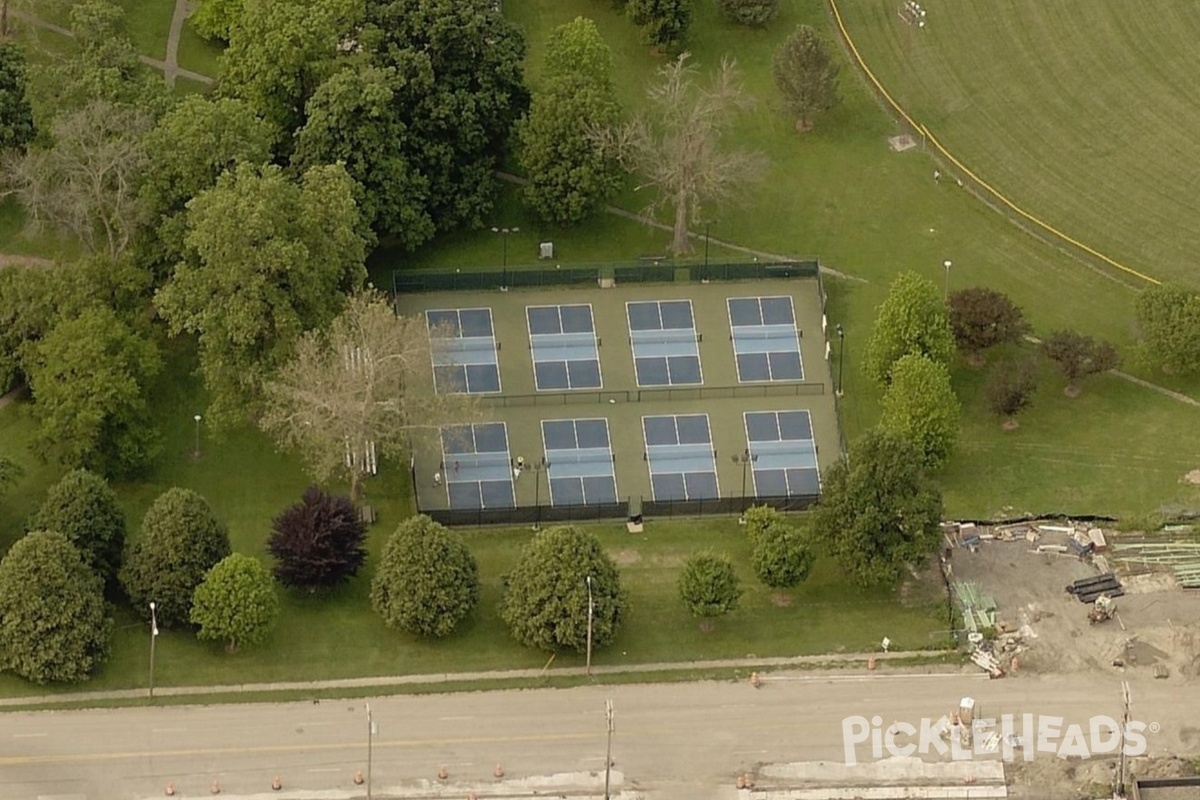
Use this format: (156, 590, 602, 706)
(678, 551, 742, 617)
(717, 0, 777, 27)
(751, 523, 814, 588)
(190, 553, 280, 652)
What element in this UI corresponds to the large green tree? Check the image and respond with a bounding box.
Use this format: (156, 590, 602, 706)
(292, 0, 528, 248)
(813, 429, 943, 586)
(864, 271, 954, 385)
(750, 520, 814, 589)
(1134, 284, 1200, 375)
(879, 353, 960, 469)
(0, 531, 111, 684)
(260, 292, 472, 501)
(371, 515, 480, 638)
(677, 551, 742, 619)
(600, 54, 766, 255)
(120, 488, 232, 628)
(219, 0, 361, 148)
(772, 24, 840, 132)
(155, 162, 368, 429)
(0, 42, 34, 152)
(191, 0, 244, 41)
(28, 307, 162, 476)
(500, 526, 625, 653)
(518, 17, 622, 225)
(30, 469, 126, 588)
(139, 96, 275, 272)
(191, 553, 280, 651)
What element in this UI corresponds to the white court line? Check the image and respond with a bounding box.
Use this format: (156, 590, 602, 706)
(762, 673, 989, 683)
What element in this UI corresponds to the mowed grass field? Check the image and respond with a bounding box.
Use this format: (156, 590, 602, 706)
(834, 0, 1200, 287)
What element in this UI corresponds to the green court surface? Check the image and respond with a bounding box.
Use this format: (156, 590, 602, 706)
(393, 275, 840, 522)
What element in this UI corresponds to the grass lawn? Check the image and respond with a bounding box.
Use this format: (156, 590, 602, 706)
(176, 20, 223, 78)
(114, 0, 175, 61)
(832, 0, 1200, 288)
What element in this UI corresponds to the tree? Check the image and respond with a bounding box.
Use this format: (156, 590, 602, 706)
(155, 162, 368, 429)
(260, 291, 474, 501)
(984, 357, 1039, 428)
(219, 0, 361, 148)
(947, 287, 1028, 363)
(269, 486, 367, 589)
(751, 521, 814, 588)
(292, 0, 529, 248)
(120, 488, 232, 628)
(28, 307, 162, 477)
(191, 0, 244, 41)
(139, 96, 275, 271)
(0, 42, 34, 152)
(371, 514, 479, 638)
(0, 531, 111, 683)
(1134, 284, 1200, 375)
(30, 469, 126, 588)
(190, 553, 280, 651)
(627, 0, 692, 51)
(517, 17, 622, 225)
(500, 526, 625, 653)
(677, 551, 742, 618)
(599, 54, 766, 255)
(3, 100, 153, 257)
(717, 0, 777, 27)
(1042, 330, 1119, 396)
(772, 25, 840, 132)
(813, 429, 943, 586)
(879, 354, 960, 468)
(0, 263, 56, 389)
(0, 455, 20, 494)
(864, 271, 954, 385)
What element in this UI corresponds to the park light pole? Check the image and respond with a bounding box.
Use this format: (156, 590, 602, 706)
(586, 575, 595, 675)
(491, 226, 519, 289)
(731, 449, 757, 511)
(192, 414, 202, 459)
(603, 699, 615, 800)
(530, 457, 550, 529)
(835, 324, 845, 397)
(366, 703, 377, 800)
(148, 601, 159, 698)
(702, 219, 716, 269)
(943, 259, 952, 301)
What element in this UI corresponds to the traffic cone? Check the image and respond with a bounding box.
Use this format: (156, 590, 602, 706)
(468, 793, 478, 800)
(353, 770, 364, 785)
(494, 763, 505, 778)
(743, 773, 755, 788)
(1010, 656, 1019, 673)
(164, 783, 175, 796)
(737, 775, 746, 789)
(271, 775, 282, 791)
(211, 779, 221, 794)
(749, 671, 762, 688)
(437, 765, 448, 780)
(867, 656, 877, 671)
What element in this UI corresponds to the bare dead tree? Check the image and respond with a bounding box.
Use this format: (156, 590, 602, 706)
(2, 99, 151, 257)
(259, 291, 479, 502)
(596, 53, 767, 256)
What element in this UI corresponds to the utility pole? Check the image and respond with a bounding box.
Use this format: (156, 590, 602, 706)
(835, 324, 845, 397)
(586, 575, 594, 675)
(1117, 681, 1130, 799)
(604, 699, 615, 800)
(148, 602, 159, 699)
(366, 703, 376, 800)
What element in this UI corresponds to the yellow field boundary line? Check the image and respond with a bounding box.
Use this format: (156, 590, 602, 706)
(825, 0, 1161, 287)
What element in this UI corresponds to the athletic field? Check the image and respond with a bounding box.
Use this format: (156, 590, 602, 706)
(837, 0, 1200, 285)
(393, 271, 840, 524)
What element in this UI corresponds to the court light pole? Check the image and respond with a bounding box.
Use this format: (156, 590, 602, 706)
(835, 324, 845, 397)
(148, 602, 159, 698)
(492, 226, 519, 289)
(943, 259, 952, 300)
(731, 450, 757, 511)
(586, 575, 595, 676)
(192, 414, 202, 459)
(530, 457, 550, 530)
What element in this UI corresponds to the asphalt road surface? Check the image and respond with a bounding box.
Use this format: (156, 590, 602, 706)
(2, 672, 1195, 800)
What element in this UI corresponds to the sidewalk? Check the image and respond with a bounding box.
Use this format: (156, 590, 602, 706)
(0, 649, 955, 708)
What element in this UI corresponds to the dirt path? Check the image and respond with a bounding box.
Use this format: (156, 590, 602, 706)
(163, 0, 193, 87)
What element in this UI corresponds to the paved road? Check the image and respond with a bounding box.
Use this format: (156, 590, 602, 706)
(2, 671, 1195, 800)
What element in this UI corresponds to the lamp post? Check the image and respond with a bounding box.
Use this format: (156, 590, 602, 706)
(491, 226, 519, 289)
(943, 259, 952, 301)
(530, 457, 550, 529)
(192, 414, 202, 459)
(702, 220, 715, 269)
(148, 602, 159, 699)
(731, 449, 757, 511)
(585, 575, 594, 676)
(603, 699, 615, 800)
(835, 324, 845, 397)
(366, 703, 376, 800)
